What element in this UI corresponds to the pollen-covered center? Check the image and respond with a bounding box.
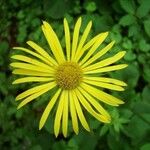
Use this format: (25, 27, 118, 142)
(55, 62, 83, 90)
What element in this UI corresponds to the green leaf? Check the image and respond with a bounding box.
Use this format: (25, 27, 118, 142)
(84, 1, 97, 12)
(136, 0, 150, 18)
(126, 116, 150, 142)
(144, 20, 150, 37)
(100, 125, 109, 136)
(143, 64, 150, 82)
(68, 138, 78, 150)
(139, 39, 150, 52)
(128, 24, 141, 37)
(124, 51, 136, 61)
(140, 143, 150, 150)
(119, 14, 136, 26)
(43, 0, 75, 19)
(132, 102, 150, 114)
(122, 38, 133, 50)
(119, 0, 135, 14)
(142, 86, 150, 103)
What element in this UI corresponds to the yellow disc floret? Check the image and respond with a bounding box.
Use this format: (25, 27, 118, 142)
(55, 62, 83, 90)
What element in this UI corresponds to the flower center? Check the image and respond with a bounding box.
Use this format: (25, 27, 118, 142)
(55, 62, 83, 90)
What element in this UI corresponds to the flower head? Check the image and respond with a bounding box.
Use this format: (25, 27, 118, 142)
(11, 17, 127, 137)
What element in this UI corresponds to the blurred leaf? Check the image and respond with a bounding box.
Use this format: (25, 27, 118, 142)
(122, 38, 133, 50)
(142, 86, 150, 103)
(132, 102, 150, 114)
(140, 143, 150, 150)
(143, 64, 150, 82)
(84, 1, 97, 12)
(119, 14, 136, 26)
(139, 39, 150, 52)
(136, 0, 150, 18)
(43, 0, 75, 19)
(126, 115, 150, 144)
(124, 51, 136, 61)
(128, 24, 141, 37)
(100, 125, 109, 136)
(144, 20, 150, 37)
(52, 141, 67, 150)
(30, 145, 42, 150)
(119, 0, 135, 14)
(68, 138, 78, 150)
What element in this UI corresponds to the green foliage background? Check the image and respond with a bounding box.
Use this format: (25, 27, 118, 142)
(0, 0, 150, 149)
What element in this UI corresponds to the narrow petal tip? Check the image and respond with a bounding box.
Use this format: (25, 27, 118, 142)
(39, 124, 42, 130)
(17, 105, 21, 110)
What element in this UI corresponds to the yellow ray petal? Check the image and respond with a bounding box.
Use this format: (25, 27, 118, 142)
(42, 22, 65, 63)
(80, 83, 124, 106)
(84, 64, 128, 74)
(75, 89, 110, 123)
(27, 41, 58, 66)
(12, 69, 51, 77)
(13, 77, 54, 84)
(10, 62, 53, 74)
(83, 51, 126, 71)
(79, 32, 108, 66)
(54, 91, 65, 137)
(83, 79, 125, 91)
(62, 90, 69, 137)
(78, 87, 110, 119)
(71, 17, 82, 60)
(39, 89, 61, 130)
(17, 82, 56, 109)
(64, 18, 71, 61)
(13, 47, 52, 66)
(82, 41, 115, 68)
(72, 90, 90, 132)
(73, 21, 92, 62)
(11, 55, 54, 71)
(16, 82, 56, 101)
(69, 91, 79, 134)
(83, 76, 127, 86)
(75, 33, 103, 62)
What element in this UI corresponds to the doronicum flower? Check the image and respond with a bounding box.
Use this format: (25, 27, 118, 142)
(11, 17, 128, 137)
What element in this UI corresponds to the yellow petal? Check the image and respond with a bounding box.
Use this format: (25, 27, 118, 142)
(11, 55, 54, 71)
(78, 87, 110, 120)
(73, 21, 92, 62)
(75, 33, 103, 62)
(27, 41, 58, 66)
(69, 91, 79, 134)
(71, 17, 82, 60)
(54, 91, 65, 137)
(82, 41, 115, 68)
(16, 82, 56, 101)
(13, 77, 53, 84)
(17, 82, 56, 109)
(83, 51, 126, 71)
(83, 79, 125, 91)
(64, 18, 71, 61)
(13, 47, 52, 66)
(79, 32, 108, 66)
(83, 76, 127, 86)
(39, 89, 61, 130)
(80, 83, 124, 106)
(72, 90, 90, 132)
(10, 62, 53, 74)
(84, 64, 128, 74)
(42, 22, 65, 63)
(12, 69, 51, 77)
(62, 90, 69, 137)
(75, 89, 110, 123)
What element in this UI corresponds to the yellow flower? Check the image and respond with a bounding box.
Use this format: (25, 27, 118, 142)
(11, 17, 128, 137)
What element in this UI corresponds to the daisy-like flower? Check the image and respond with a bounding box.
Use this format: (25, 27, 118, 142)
(11, 17, 128, 137)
